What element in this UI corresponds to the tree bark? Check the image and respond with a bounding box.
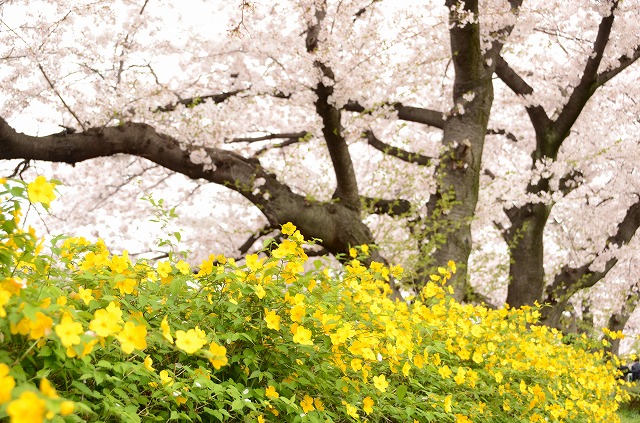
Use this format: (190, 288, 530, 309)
(504, 203, 551, 307)
(495, 0, 640, 316)
(0, 118, 382, 268)
(415, 0, 522, 300)
(541, 199, 640, 327)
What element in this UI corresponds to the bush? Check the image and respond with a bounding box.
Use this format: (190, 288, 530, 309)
(0, 177, 630, 422)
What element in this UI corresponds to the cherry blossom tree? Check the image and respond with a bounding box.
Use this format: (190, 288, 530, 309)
(1, 0, 639, 331)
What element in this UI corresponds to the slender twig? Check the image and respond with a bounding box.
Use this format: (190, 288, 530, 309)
(38, 64, 86, 130)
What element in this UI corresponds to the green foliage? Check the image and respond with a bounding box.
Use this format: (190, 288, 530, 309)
(0, 177, 631, 422)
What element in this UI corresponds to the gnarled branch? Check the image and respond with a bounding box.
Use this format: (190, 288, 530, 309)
(542, 197, 640, 327)
(154, 89, 247, 112)
(363, 130, 434, 166)
(343, 100, 446, 128)
(361, 196, 412, 217)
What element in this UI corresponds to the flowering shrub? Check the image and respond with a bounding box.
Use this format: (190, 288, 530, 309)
(0, 177, 631, 422)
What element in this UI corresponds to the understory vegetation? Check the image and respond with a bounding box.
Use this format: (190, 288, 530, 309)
(0, 177, 633, 422)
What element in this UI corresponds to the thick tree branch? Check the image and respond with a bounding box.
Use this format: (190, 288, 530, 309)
(346, 101, 516, 142)
(343, 100, 446, 128)
(542, 197, 640, 327)
(494, 56, 552, 136)
(238, 225, 277, 255)
(253, 139, 302, 157)
(363, 130, 434, 166)
(598, 45, 640, 86)
(553, 0, 622, 146)
(226, 132, 312, 157)
(154, 89, 248, 112)
(228, 132, 309, 144)
(558, 169, 584, 196)
(354, 0, 381, 21)
(306, 3, 361, 211)
(361, 196, 412, 217)
(0, 117, 387, 271)
(487, 127, 518, 142)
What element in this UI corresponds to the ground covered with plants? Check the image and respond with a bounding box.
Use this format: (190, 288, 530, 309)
(0, 177, 633, 422)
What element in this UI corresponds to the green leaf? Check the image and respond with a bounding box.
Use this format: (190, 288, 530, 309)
(71, 380, 103, 398)
(396, 384, 408, 402)
(96, 359, 113, 369)
(204, 408, 224, 422)
(38, 346, 52, 357)
(231, 399, 244, 411)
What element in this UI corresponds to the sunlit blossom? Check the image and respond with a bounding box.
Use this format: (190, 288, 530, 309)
(27, 176, 56, 206)
(175, 327, 208, 354)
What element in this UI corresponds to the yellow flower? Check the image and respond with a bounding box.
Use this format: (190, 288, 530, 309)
(176, 260, 190, 275)
(281, 222, 296, 235)
(264, 309, 281, 331)
(413, 354, 424, 369)
(494, 371, 503, 384)
(350, 358, 363, 372)
(265, 385, 279, 399)
(0, 363, 16, 403)
(176, 327, 208, 354)
(245, 254, 264, 272)
(422, 282, 442, 298)
(29, 312, 53, 340)
(89, 308, 122, 338)
(292, 325, 313, 345)
(209, 342, 228, 369)
(454, 368, 466, 385)
(114, 278, 137, 295)
(27, 176, 56, 205)
(0, 289, 11, 318)
(300, 395, 315, 413)
(116, 321, 147, 354)
(161, 316, 174, 343)
(68, 339, 98, 358)
(472, 349, 483, 364)
(373, 374, 388, 392)
(109, 252, 131, 274)
(11, 318, 30, 336)
(363, 396, 374, 414)
(289, 304, 305, 323)
(39, 378, 59, 398)
(455, 414, 472, 423)
(160, 370, 173, 386)
(7, 391, 46, 423)
(255, 284, 266, 299)
(257, 415, 265, 423)
(157, 261, 172, 278)
(307, 279, 317, 292)
(60, 400, 75, 416)
(314, 398, 324, 411)
(272, 239, 298, 259)
(448, 260, 457, 273)
(439, 365, 452, 379)
(144, 356, 155, 371)
(55, 315, 83, 347)
(343, 401, 358, 419)
(444, 394, 453, 413)
(402, 361, 411, 377)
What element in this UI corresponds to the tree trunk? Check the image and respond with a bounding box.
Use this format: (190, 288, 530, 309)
(505, 203, 551, 307)
(419, 0, 500, 300)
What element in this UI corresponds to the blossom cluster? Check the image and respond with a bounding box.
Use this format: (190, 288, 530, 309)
(0, 177, 630, 422)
